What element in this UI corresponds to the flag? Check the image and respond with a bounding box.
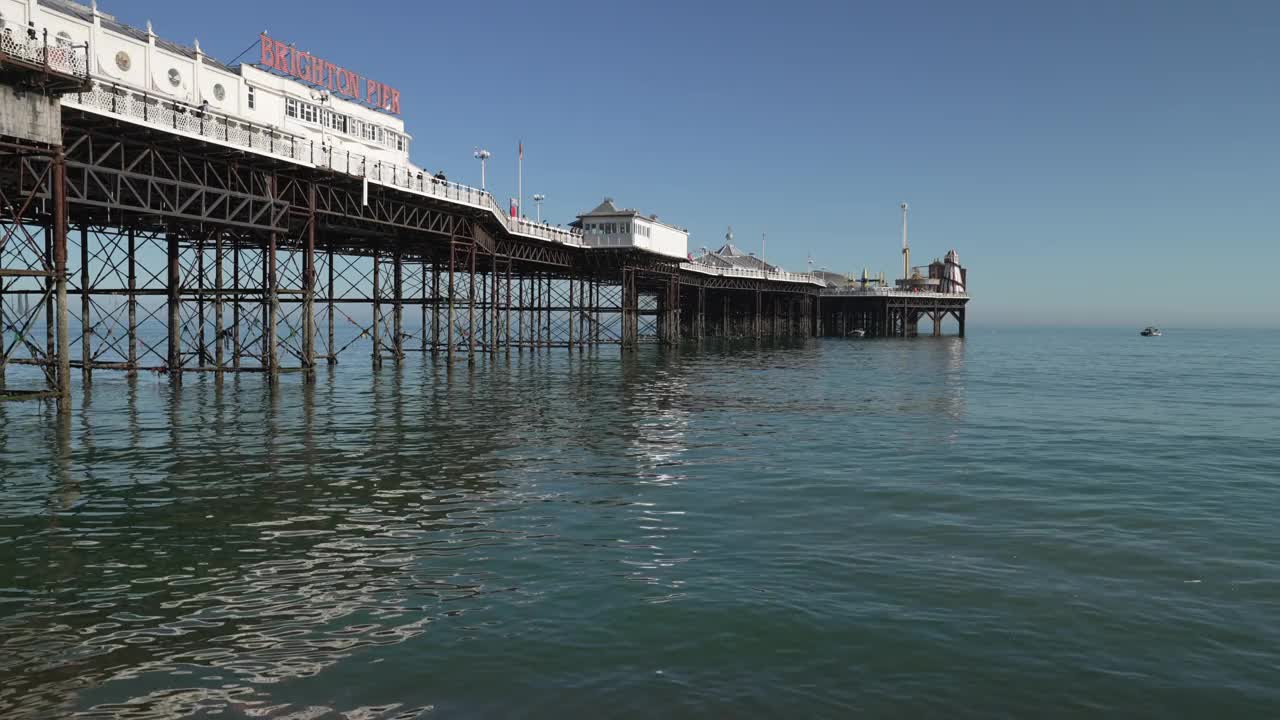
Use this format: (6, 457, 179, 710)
(518, 141, 523, 160)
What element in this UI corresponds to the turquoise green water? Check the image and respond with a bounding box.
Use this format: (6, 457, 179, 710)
(2, 329, 1278, 718)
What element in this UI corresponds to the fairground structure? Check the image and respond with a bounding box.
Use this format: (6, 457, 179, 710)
(0, 0, 967, 409)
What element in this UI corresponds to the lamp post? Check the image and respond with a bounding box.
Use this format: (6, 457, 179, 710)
(473, 148, 491, 191)
(532, 194, 545, 223)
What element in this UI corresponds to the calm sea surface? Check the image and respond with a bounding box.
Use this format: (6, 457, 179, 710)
(1, 328, 1278, 718)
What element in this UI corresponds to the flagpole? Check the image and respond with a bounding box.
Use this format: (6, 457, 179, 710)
(518, 141, 523, 220)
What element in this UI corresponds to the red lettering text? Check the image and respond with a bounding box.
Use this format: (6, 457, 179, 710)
(259, 33, 275, 67)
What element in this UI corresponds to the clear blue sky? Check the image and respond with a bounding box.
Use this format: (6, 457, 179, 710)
(122, 0, 1278, 327)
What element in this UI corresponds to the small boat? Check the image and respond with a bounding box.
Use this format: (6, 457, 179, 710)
(848, 328, 867, 338)
(1141, 326, 1161, 337)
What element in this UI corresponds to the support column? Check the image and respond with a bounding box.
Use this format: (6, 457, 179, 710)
(167, 231, 182, 384)
(265, 230, 278, 379)
(303, 185, 317, 378)
(431, 259, 441, 356)
(491, 253, 500, 358)
(467, 243, 476, 364)
(544, 273, 552, 349)
(421, 261, 429, 354)
(196, 235, 207, 367)
(621, 267, 638, 349)
(127, 227, 138, 374)
(372, 252, 382, 369)
(446, 242, 455, 363)
(505, 261, 512, 356)
(754, 291, 763, 339)
(567, 276, 574, 350)
(53, 151, 71, 404)
(214, 230, 224, 376)
(958, 308, 966, 338)
(328, 241, 337, 364)
(79, 225, 90, 383)
(231, 241, 241, 371)
(696, 286, 706, 340)
(392, 246, 403, 364)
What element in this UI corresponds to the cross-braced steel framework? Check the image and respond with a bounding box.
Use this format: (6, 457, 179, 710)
(2, 109, 866, 412)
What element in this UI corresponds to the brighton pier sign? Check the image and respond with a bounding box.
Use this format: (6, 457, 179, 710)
(258, 33, 401, 115)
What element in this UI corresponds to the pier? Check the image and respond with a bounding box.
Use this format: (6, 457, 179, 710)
(0, 0, 967, 409)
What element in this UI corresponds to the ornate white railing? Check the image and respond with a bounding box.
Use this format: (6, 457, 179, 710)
(682, 262, 826, 287)
(820, 287, 969, 299)
(0, 31, 89, 78)
(63, 81, 585, 248)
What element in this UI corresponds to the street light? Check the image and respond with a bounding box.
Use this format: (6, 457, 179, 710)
(473, 148, 491, 191)
(532, 193, 546, 223)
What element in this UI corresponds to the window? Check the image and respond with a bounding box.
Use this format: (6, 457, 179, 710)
(285, 97, 297, 118)
(298, 101, 318, 123)
(323, 110, 347, 133)
(247, 86, 255, 110)
(396, 135, 405, 152)
(361, 122, 377, 142)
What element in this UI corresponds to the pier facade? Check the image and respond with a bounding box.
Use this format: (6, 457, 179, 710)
(0, 0, 966, 408)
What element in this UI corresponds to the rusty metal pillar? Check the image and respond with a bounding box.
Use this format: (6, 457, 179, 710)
(78, 224, 90, 383)
(196, 235, 207, 367)
(567, 276, 574, 350)
(446, 241, 455, 363)
(302, 185, 317, 378)
(166, 231, 182, 384)
(392, 245, 403, 364)
(372, 251, 382, 370)
(752, 291, 761, 339)
(431, 259, 440, 356)
(266, 230, 279, 379)
(517, 272, 525, 351)
(546, 274, 554, 348)
(577, 275, 586, 351)
(467, 242, 476, 364)
(504, 259, 512, 357)
(52, 151, 71, 404)
(621, 267, 638, 350)
(127, 226, 138, 375)
(214, 230, 224, 376)
(231, 239, 241, 371)
(328, 240, 336, 364)
(421, 261, 428, 354)
(491, 253, 500, 358)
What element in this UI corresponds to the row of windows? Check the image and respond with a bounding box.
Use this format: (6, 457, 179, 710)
(285, 97, 407, 152)
(585, 221, 651, 238)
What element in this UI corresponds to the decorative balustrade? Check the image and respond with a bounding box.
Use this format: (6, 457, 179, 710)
(683, 262, 826, 287)
(819, 286, 969, 299)
(0, 30, 89, 78)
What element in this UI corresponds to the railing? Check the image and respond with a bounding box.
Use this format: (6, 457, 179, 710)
(0, 30, 89, 78)
(819, 286, 969, 299)
(63, 81, 585, 248)
(682, 261, 826, 287)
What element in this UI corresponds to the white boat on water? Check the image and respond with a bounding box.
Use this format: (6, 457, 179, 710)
(1141, 326, 1162, 337)
(848, 329, 867, 338)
